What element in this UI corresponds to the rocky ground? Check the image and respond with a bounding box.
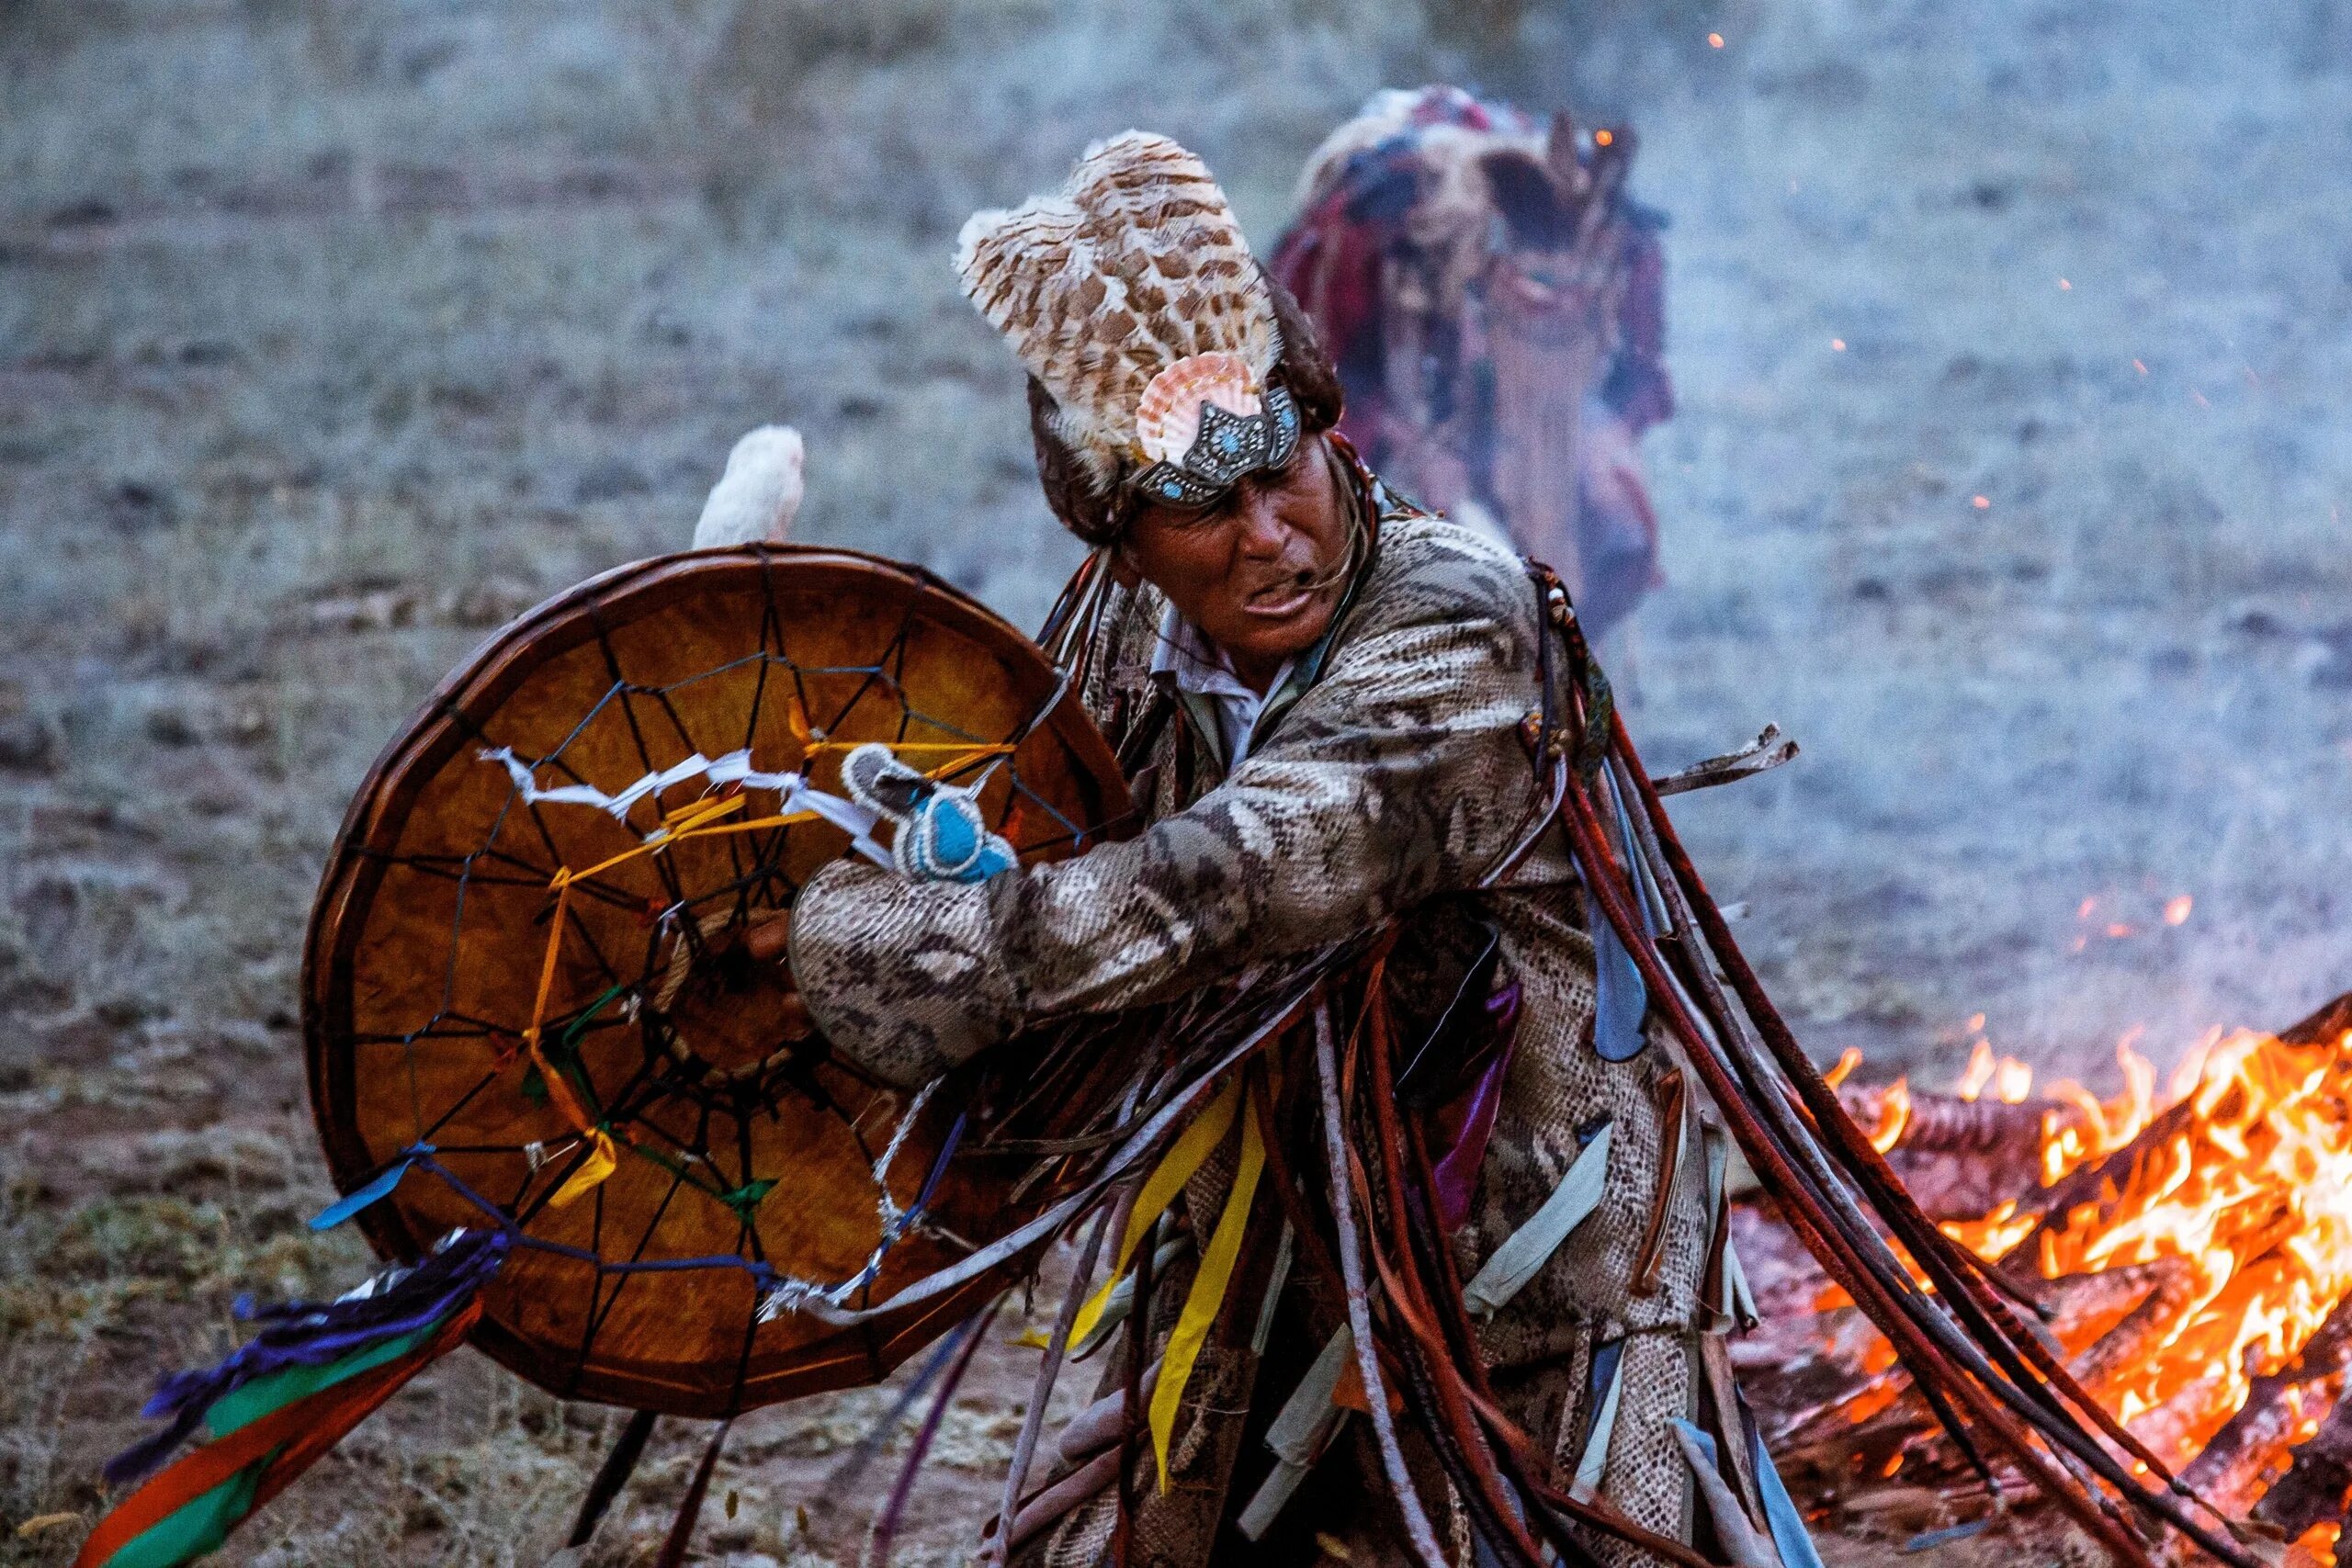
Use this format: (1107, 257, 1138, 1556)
(3, 0, 2348, 1562)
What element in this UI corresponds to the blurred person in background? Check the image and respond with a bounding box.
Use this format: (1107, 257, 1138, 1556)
(1272, 85, 1672, 649)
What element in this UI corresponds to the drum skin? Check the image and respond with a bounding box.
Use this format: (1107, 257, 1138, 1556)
(302, 545, 1129, 1416)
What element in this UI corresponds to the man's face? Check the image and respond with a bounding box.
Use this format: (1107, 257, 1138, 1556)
(1122, 434, 1353, 693)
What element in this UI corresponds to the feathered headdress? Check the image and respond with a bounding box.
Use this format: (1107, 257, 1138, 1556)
(956, 132, 1304, 512)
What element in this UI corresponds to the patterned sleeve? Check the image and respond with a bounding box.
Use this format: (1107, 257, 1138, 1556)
(788, 522, 1546, 1087)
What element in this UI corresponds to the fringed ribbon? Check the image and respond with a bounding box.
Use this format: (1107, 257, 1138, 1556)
(1665, 1420, 1781, 1568)
(305, 1156, 416, 1232)
(1568, 1338, 1625, 1505)
(868, 1299, 1002, 1567)
(481, 743, 889, 863)
(1426, 982, 1518, 1229)
(1459, 1121, 1611, 1319)
(1746, 1417, 1828, 1568)
(76, 1297, 486, 1568)
(1235, 1325, 1352, 1539)
(103, 1228, 509, 1489)
(548, 1128, 620, 1209)
(1524, 572, 2260, 1566)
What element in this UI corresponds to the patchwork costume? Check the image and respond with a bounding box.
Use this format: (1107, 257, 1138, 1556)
(787, 132, 1777, 1567)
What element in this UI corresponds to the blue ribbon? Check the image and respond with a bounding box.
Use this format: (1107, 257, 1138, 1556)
(1589, 774, 1662, 1063)
(308, 1154, 424, 1232)
(1588, 884, 1650, 1062)
(1748, 1416, 1828, 1568)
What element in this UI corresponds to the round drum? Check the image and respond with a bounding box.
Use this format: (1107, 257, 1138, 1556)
(303, 546, 1129, 1416)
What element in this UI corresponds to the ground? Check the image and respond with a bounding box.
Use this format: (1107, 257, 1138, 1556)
(3, 0, 2349, 1562)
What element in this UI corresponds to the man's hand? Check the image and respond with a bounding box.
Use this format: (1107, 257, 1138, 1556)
(745, 909, 792, 964)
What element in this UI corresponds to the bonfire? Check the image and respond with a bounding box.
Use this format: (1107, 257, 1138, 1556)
(1740, 990, 2352, 1560)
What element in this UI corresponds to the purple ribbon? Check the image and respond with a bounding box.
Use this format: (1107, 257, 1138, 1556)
(1429, 979, 1521, 1230)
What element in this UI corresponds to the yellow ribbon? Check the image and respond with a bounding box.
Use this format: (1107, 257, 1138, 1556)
(548, 1128, 618, 1209)
(520, 879, 624, 1205)
(1068, 1076, 1243, 1350)
(1148, 1082, 1265, 1493)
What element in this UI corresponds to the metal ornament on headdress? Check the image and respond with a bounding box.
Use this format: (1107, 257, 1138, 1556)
(1131, 353, 1303, 508)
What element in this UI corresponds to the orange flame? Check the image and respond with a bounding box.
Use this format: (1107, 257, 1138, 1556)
(1868, 1077, 1912, 1155)
(1845, 1010, 2352, 1495)
(1945, 1023, 2352, 1471)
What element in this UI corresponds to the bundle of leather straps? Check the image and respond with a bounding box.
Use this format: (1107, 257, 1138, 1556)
(987, 558, 2261, 1568)
(1491, 562, 2259, 1567)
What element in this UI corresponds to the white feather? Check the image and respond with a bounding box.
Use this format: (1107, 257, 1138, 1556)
(692, 425, 804, 548)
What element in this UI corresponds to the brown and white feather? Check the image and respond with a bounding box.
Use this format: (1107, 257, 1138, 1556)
(955, 131, 1278, 488)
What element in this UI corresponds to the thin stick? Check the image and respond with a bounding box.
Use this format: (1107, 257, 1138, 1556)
(651, 1418, 732, 1568)
(565, 1407, 659, 1548)
(1314, 1001, 1451, 1568)
(985, 1201, 1115, 1566)
(1113, 1193, 1156, 1568)
(867, 1299, 1001, 1567)
(1610, 719, 2255, 1558)
(1554, 762, 2167, 1565)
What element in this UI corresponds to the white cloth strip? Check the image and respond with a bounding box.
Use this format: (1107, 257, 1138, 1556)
(1265, 1325, 1353, 1462)
(481, 745, 888, 866)
(1462, 1121, 1613, 1318)
(1238, 1324, 1355, 1541)
(755, 1078, 942, 1321)
(1236, 1457, 1314, 1541)
(1724, 1235, 1759, 1329)
(1672, 1419, 1786, 1568)
(1249, 1221, 1296, 1357)
(1570, 1344, 1626, 1504)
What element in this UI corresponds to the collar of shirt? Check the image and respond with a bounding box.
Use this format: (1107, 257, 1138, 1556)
(1148, 602, 1294, 767)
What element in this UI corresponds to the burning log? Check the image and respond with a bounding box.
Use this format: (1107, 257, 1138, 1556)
(1749, 988, 2352, 1550)
(2253, 1389, 2352, 1551)
(2183, 1291, 2352, 1509)
(1770, 1260, 2194, 1490)
(1837, 1086, 2058, 1156)
(1835, 1084, 2063, 1220)
(1999, 1098, 2197, 1267)
(2062, 1257, 2196, 1393)
(2034, 1258, 2193, 1354)
(2003, 988, 2352, 1273)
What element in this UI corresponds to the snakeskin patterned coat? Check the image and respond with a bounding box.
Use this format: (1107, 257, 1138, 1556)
(791, 505, 1750, 1566)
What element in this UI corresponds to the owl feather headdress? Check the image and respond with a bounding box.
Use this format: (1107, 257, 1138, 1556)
(956, 132, 1327, 526)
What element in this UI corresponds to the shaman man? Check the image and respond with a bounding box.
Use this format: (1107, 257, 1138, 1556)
(760, 133, 1790, 1567)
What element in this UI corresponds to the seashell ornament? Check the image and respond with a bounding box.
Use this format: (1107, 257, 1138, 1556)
(1134, 353, 1262, 467)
